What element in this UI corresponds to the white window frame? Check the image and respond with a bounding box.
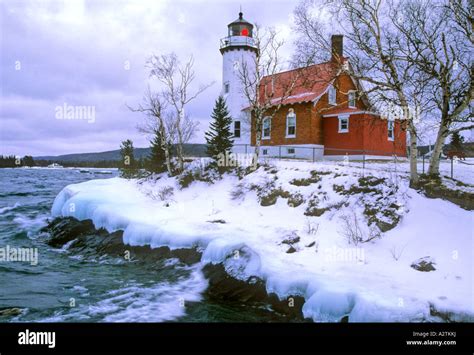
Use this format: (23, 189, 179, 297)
(286, 109, 296, 138)
(328, 85, 336, 105)
(234, 121, 241, 138)
(338, 115, 349, 133)
(388, 120, 394, 141)
(262, 116, 271, 140)
(348, 91, 356, 108)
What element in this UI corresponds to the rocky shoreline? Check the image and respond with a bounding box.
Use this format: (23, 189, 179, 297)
(42, 217, 310, 322)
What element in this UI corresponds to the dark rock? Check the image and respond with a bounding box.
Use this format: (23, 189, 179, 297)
(202, 263, 268, 303)
(207, 219, 226, 224)
(260, 188, 290, 206)
(0, 308, 23, 317)
(281, 233, 300, 245)
(419, 176, 474, 211)
(306, 241, 316, 248)
(358, 176, 386, 187)
(202, 264, 307, 320)
(286, 246, 297, 254)
(42, 217, 96, 247)
(287, 193, 304, 207)
(304, 207, 328, 217)
(268, 294, 307, 319)
(43, 217, 201, 265)
(411, 256, 436, 272)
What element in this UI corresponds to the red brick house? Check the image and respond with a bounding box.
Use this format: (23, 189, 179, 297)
(250, 35, 407, 160)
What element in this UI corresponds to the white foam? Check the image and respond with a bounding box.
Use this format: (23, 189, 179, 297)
(39, 265, 207, 322)
(0, 203, 20, 214)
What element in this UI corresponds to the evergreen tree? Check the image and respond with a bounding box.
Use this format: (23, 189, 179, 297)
(21, 155, 35, 167)
(450, 131, 464, 151)
(146, 129, 168, 173)
(119, 139, 138, 179)
(205, 96, 234, 171)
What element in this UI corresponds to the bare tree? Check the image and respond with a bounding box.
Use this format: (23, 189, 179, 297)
(392, 0, 473, 176)
(147, 53, 213, 172)
(238, 25, 310, 169)
(446, 0, 474, 45)
(129, 87, 174, 175)
(293, 0, 426, 186)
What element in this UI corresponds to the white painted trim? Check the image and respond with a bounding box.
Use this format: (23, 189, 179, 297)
(286, 109, 296, 138)
(348, 90, 357, 108)
(311, 78, 336, 106)
(323, 154, 406, 161)
(322, 110, 380, 118)
(262, 116, 271, 140)
(338, 115, 349, 133)
(328, 85, 337, 105)
(387, 120, 395, 141)
(233, 120, 241, 139)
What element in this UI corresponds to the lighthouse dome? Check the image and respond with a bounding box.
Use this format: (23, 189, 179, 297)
(227, 12, 253, 37)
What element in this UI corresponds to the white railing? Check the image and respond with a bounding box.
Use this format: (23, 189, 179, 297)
(220, 36, 257, 49)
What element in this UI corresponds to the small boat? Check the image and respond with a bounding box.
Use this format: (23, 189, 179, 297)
(47, 163, 64, 168)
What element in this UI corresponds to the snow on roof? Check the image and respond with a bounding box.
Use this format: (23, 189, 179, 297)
(259, 61, 340, 107)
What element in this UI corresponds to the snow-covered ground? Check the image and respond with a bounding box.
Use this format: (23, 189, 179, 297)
(51, 160, 474, 322)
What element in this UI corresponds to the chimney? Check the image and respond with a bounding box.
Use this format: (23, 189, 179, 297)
(331, 35, 343, 62)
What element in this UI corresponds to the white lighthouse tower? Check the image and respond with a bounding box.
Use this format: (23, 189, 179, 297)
(220, 11, 257, 152)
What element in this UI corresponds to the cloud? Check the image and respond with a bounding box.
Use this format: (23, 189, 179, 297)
(0, 0, 297, 156)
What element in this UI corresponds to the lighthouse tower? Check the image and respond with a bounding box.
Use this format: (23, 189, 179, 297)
(220, 11, 257, 151)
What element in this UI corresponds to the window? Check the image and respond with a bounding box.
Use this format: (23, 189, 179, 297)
(328, 85, 336, 105)
(388, 121, 394, 140)
(224, 82, 230, 94)
(286, 109, 296, 137)
(262, 117, 271, 139)
(287, 148, 295, 154)
(262, 149, 268, 156)
(348, 91, 356, 108)
(338, 115, 349, 133)
(234, 121, 241, 138)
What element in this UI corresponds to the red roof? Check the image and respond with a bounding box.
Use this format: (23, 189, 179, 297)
(259, 61, 339, 106)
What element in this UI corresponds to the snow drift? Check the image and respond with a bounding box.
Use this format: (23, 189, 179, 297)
(51, 160, 474, 322)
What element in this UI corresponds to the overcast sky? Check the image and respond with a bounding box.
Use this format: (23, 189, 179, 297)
(0, 0, 298, 156)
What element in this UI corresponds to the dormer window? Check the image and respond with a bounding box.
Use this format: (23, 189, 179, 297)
(348, 91, 356, 108)
(328, 85, 336, 105)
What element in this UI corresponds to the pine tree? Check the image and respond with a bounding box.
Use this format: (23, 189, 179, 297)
(450, 131, 464, 151)
(205, 96, 234, 171)
(21, 155, 35, 167)
(146, 129, 168, 173)
(119, 139, 138, 179)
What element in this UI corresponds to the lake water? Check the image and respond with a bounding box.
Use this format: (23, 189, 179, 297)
(0, 168, 290, 322)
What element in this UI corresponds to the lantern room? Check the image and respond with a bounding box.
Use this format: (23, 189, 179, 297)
(228, 12, 253, 37)
(220, 11, 258, 54)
